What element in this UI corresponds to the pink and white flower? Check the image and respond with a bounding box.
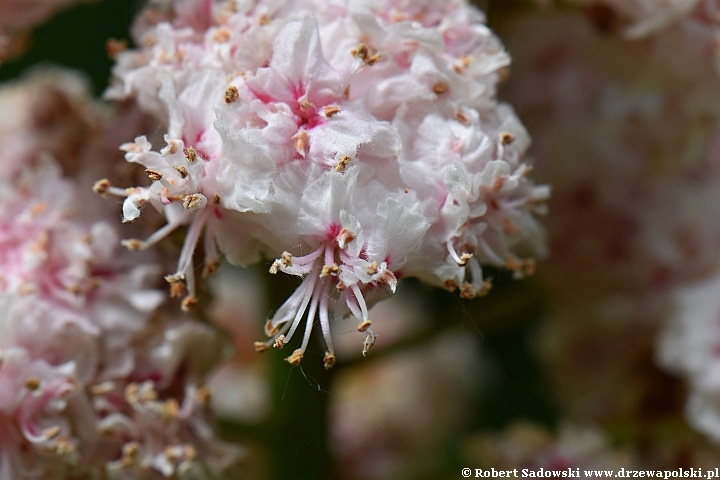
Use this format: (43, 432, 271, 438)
(103, 0, 548, 365)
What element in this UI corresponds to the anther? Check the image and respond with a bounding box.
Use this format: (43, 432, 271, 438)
(254, 341, 270, 353)
(25, 376, 41, 391)
(195, 387, 211, 405)
(458, 253, 473, 266)
(285, 349, 304, 365)
(105, 38, 127, 59)
(145, 169, 163, 181)
(121, 238, 146, 251)
(265, 320, 280, 337)
(273, 334, 286, 349)
(165, 275, 186, 298)
(173, 165, 189, 179)
(184, 146, 198, 163)
(320, 264, 339, 277)
(433, 81, 449, 95)
(202, 260, 219, 278)
(323, 105, 341, 117)
(365, 261, 378, 275)
(357, 320, 372, 332)
(181, 296, 198, 312)
(224, 86, 239, 103)
(182, 193, 204, 210)
(500, 132, 515, 145)
(323, 352, 336, 370)
(92, 179, 111, 197)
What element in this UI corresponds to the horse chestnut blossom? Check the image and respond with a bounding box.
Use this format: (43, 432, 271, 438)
(102, 0, 548, 366)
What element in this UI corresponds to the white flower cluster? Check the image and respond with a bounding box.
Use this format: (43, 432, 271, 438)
(102, 0, 549, 367)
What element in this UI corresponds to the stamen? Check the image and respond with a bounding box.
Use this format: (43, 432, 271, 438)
(351, 284, 369, 321)
(362, 328, 378, 356)
(446, 240, 472, 266)
(318, 279, 333, 361)
(278, 267, 319, 345)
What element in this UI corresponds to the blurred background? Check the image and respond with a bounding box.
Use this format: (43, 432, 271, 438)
(4, 0, 720, 478)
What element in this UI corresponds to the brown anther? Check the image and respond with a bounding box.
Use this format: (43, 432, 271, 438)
(323, 352, 336, 370)
(25, 376, 41, 391)
(502, 218, 520, 235)
(335, 155, 352, 172)
(202, 260, 220, 278)
(43, 426, 61, 439)
(323, 105, 341, 117)
(365, 261, 378, 275)
(458, 253, 473, 266)
(211, 27, 231, 43)
(90, 382, 113, 395)
(455, 110, 470, 125)
(351, 43, 369, 60)
(254, 341, 270, 353)
(181, 296, 198, 312)
(184, 146, 198, 163)
(273, 334, 286, 349)
(195, 387, 211, 405)
(357, 320, 372, 332)
(124, 383, 139, 403)
(293, 130, 308, 157)
(320, 264, 339, 277)
(162, 398, 180, 421)
(265, 320, 280, 336)
(211, 193, 221, 204)
(343, 85, 351, 100)
(285, 349, 304, 365)
(500, 132, 515, 145)
(298, 98, 313, 110)
(337, 227, 355, 247)
(105, 38, 127, 59)
(173, 165, 189, 179)
(351, 43, 381, 65)
(224, 85, 239, 103)
(258, 14, 271, 25)
(182, 193, 204, 210)
(164, 140, 178, 155)
(460, 282, 477, 299)
(121, 238, 145, 251)
(165, 275, 186, 298)
(121, 442, 140, 466)
(55, 437, 75, 455)
(336, 280, 347, 291)
(444, 279, 458, 291)
(479, 278, 493, 296)
(92, 178, 111, 197)
(145, 169, 163, 181)
(164, 446, 180, 460)
(138, 383, 158, 402)
(184, 445, 198, 461)
(432, 81, 449, 95)
(505, 257, 521, 272)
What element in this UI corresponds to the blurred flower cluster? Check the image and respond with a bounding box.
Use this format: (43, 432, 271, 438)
(4, 0, 720, 478)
